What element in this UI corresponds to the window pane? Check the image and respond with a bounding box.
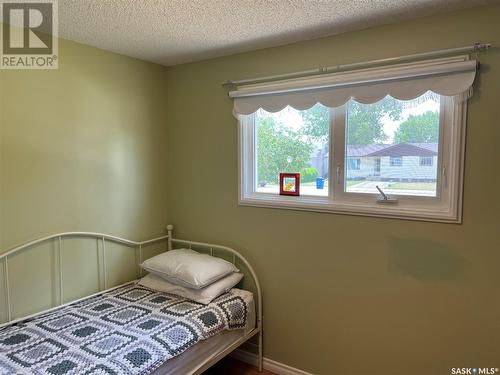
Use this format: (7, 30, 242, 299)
(255, 104, 330, 197)
(345, 93, 440, 197)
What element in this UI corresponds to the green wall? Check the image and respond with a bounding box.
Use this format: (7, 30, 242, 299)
(0, 38, 169, 320)
(0, 4, 499, 374)
(165, 4, 500, 374)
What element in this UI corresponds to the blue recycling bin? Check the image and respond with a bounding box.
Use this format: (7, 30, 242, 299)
(316, 177, 325, 189)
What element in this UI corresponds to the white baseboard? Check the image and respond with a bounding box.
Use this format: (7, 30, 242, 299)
(231, 349, 313, 375)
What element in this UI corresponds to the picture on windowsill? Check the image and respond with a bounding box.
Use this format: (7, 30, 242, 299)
(280, 173, 300, 196)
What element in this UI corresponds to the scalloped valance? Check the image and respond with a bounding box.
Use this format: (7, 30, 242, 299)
(230, 56, 477, 116)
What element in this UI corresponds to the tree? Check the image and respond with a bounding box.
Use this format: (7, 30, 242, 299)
(394, 111, 439, 143)
(300, 98, 403, 145)
(255, 97, 405, 184)
(256, 117, 313, 185)
(346, 97, 402, 145)
(300, 104, 330, 143)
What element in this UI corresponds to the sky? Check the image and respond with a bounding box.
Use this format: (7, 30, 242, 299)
(381, 98, 439, 142)
(260, 93, 440, 143)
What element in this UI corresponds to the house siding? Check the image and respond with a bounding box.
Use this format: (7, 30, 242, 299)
(346, 156, 438, 180)
(346, 157, 376, 179)
(380, 156, 437, 180)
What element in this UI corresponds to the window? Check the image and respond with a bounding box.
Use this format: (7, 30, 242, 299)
(420, 156, 434, 166)
(239, 92, 465, 222)
(342, 95, 440, 198)
(254, 105, 329, 197)
(347, 158, 361, 170)
(390, 157, 403, 167)
(234, 56, 474, 222)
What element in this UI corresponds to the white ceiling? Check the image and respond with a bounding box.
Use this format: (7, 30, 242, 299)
(58, 0, 495, 66)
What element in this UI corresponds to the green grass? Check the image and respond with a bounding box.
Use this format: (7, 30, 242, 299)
(260, 180, 435, 191)
(261, 180, 330, 189)
(346, 180, 361, 187)
(301, 180, 328, 187)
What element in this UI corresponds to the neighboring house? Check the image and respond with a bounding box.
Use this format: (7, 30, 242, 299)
(310, 143, 438, 181)
(346, 143, 438, 181)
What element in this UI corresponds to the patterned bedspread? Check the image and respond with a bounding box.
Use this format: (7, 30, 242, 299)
(0, 283, 251, 375)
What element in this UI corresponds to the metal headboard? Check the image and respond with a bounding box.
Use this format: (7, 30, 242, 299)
(0, 229, 169, 326)
(0, 224, 263, 370)
(169, 234, 263, 370)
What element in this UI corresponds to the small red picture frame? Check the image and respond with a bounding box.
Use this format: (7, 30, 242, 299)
(279, 173, 300, 196)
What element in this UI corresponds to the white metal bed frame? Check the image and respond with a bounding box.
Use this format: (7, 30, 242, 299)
(0, 225, 263, 373)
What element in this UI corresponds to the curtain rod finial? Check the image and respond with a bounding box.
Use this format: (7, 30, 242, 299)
(473, 42, 492, 52)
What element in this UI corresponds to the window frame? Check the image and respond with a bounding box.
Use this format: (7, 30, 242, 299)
(390, 156, 403, 167)
(347, 158, 361, 171)
(238, 96, 466, 223)
(420, 156, 434, 166)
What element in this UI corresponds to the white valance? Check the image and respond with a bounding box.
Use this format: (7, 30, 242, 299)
(230, 56, 477, 116)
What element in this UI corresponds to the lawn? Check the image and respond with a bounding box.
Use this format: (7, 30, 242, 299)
(260, 180, 436, 192)
(346, 180, 361, 187)
(304, 180, 378, 188)
(301, 180, 329, 187)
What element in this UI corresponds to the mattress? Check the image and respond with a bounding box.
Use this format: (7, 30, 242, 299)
(0, 284, 255, 375)
(150, 292, 255, 375)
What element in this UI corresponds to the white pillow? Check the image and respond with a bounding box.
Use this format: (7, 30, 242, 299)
(138, 272, 244, 304)
(140, 249, 239, 289)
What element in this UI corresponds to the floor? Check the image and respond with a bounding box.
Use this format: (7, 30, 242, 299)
(203, 357, 275, 374)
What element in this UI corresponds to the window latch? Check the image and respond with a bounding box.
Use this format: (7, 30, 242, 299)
(376, 185, 398, 204)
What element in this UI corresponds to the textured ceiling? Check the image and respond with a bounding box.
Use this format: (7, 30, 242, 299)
(58, 0, 496, 66)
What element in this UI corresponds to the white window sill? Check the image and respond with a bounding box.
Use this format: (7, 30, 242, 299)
(239, 193, 461, 223)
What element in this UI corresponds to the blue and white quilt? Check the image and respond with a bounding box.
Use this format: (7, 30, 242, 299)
(0, 283, 251, 375)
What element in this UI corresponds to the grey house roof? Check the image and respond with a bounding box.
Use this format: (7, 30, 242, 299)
(345, 144, 388, 157)
(411, 143, 438, 153)
(346, 143, 438, 157)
